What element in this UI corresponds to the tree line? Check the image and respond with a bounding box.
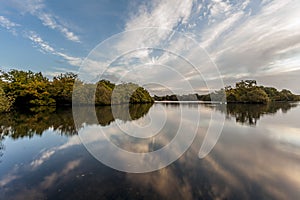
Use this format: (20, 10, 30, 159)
(154, 80, 300, 104)
(0, 70, 153, 112)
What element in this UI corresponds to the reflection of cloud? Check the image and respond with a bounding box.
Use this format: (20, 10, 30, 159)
(207, 120, 300, 199)
(5, 188, 45, 200)
(122, 104, 300, 199)
(40, 172, 58, 189)
(30, 135, 81, 169)
(0, 159, 81, 199)
(267, 126, 300, 149)
(40, 159, 81, 189)
(0, 165, 21, 187)
(204, 156, 243, 195)
(30, 149, 55, 169)
(78, 103, 201, 172)
(126, 168, 194, 200)
(61, 159, 81, 175)
(0, 134, 82, 197)
(1, 104, 300, 199)
(58, 135, 81, 150)
(0, 173, 19, 187)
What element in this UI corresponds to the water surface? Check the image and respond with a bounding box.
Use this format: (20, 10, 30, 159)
(0, 102, 300, 199)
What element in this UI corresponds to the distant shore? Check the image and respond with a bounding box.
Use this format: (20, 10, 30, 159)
(153, 80, 300, 104)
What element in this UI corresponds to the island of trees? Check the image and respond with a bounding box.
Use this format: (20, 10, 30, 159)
(0, 70, 153, 113)
(154, 80, 300, 104)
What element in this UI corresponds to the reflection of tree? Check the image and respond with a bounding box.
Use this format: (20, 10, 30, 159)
(0, 104, 153, 140)
(0, 135, 4, 163)
(0, 108, 76, 139)
(206, 102, 297, 126)
(73, 104, 153, 127)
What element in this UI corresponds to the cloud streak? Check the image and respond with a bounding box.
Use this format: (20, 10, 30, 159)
(0, 15, 20, 35)
(110, 0, 300, 93)
(195, 0, 300, 91)
(2, 0, 300, 93)
(10, 0, 80, 42)
(25, 31, 82, 66)
(0, 14, 82, 68)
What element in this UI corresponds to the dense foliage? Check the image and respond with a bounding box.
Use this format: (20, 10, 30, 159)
(0, 70, 153, 112)
(154, 80, 300, 104)
(0, 70, 55, 108)
(224, 80, 299, 103)
(73, 81, 154, 105)
(224, 80, 269, 103)
(0, 80, 14, 112)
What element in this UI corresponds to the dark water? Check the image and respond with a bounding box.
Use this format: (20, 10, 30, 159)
(0, 102, 300, 199)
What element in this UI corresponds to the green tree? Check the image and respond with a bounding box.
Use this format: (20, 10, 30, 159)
(51, 73, 77, 105)
(95, 80, 114, 105)
(279, 89, 295, 101)
(247, 87, 270, 103)
(0, 81, 14, 112)
(0, 70, 55, 107)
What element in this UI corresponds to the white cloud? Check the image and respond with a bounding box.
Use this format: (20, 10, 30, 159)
(118, 0, 194, 50)
(208, 0, 300, 77)
(79, 0, 300, 93)
(80, 0, 200, 89)
(10, 0, 80, 42)
(37, 12, 80, 42)
(200, 11, 245, 49)
(172, 0, 298, 92)
(126, 0, 193, 29)
(25, 31, 82, 66)
(56, 52, 83, 66)
(0, 15, 20, 35)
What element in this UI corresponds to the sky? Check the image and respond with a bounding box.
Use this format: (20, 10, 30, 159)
(0, 0, 300, 94)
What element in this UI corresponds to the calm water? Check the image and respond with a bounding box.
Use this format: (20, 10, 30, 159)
(0, 102, 300, 199)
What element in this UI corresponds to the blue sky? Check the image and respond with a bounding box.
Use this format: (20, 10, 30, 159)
(0, 0, 300, 94)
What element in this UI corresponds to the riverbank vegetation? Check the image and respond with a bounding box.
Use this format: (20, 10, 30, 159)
(154, 80, 300, 104)
(1, 69, 298, 114)
(0, 70, 153, 112)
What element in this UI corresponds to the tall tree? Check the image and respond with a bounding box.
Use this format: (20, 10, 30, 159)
(51, 73, 77, 105)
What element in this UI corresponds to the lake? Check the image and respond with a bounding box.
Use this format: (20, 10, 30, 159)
(0, 102, 300, 199)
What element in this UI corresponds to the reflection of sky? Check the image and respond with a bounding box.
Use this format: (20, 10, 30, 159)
(0, 129, 69, 175)
(0, 103, 300, 199)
